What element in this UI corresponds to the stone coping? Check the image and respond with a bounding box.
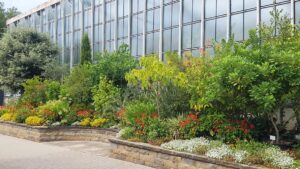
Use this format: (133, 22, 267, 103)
(0, 120, 118, 142)
(109, 138, 265, 169)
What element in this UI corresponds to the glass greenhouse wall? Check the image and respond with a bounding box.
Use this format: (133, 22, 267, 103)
(7, 0, 300, 68)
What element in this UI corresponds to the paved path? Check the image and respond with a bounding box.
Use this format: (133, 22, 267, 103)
(0, 134, 153, 169)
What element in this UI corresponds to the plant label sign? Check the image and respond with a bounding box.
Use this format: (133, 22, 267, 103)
(270, 135, 276, 141)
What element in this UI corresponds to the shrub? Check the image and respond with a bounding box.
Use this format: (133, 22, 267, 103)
(80, 33, 92, 65)
(124, 101, 156, 127)
(93, 44, 137, 88)
(145, 118, 170, 142)
(118, 127, 135, 140)
(37, 100, 70, 123)
(90, 118, 108, 128)
(61, 64, 94, 108)
(80, 118, 91, 127)
(0, 113, 16, 122)
(15, 106, 35, 123)
(25, 116, 45, 126)
(21, 77, 61, 107)
(92, 76, 121, 114)
(125, 55, 187, 116)
(0, 28, 59, 92)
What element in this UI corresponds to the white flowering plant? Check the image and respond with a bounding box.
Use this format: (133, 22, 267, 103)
(161, 137, 294, 169)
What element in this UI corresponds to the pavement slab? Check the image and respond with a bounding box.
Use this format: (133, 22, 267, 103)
(0, 134, 153, 169)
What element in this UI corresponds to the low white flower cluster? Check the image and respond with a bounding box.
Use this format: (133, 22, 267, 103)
(161, 137, 246, 162)
(263, 147, 294, 169)
(206, 145, 231, 160)
(161, 137, 210, 153)
(161, 137, 294, 169)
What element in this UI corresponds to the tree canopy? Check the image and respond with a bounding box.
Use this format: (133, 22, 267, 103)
(0, 28, 59, 92)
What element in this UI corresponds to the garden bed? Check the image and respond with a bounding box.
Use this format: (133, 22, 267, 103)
(0, 120, 117, 142)
(109, 138, 264, 169)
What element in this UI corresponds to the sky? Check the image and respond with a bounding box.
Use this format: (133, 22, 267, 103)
(2, 0, 48, 13)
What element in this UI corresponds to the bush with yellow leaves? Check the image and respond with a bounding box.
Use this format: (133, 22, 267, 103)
(90, 118, 108, 128)
(25, 116, 45, 126)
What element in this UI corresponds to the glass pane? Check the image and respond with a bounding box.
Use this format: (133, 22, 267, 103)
(146, 33, 153, 54)
(216, 17, 227, 42)
(172, 27, 179, 51)
(217, 0, 228, 16)
(164, 5, 172, 28)
(276, 3, 291, 17)
(205, 0, 216, 18)
(192, 22, 201, 48)
(205, 20, 215, 46)
(296, 2, 300, 26)
(231, 0, 243, 12)
(183, 0, 193, 23)
(172, 3, 180, 26)
(261, 7, 272, 25)
(244, 10, 257, 39)
(163, 29, 171, 52)
(193, 0, 202, 21)
(261, 0, 274, 6)
(245, 0, 257, 9)
(231, 14, 243, 41)
(147, 10, 153, 31)
(138, 14, 143, 34)
(183, 25, 191, 49)
(154, 8, 160, 30)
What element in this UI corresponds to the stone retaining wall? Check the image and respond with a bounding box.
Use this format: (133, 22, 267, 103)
(109, 139, 264, 169)
(0, 121, 117, 142)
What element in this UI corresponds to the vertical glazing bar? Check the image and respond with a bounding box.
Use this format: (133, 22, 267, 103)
(62, 1, 65, 65)
(81, 0, 84, 36)
(71, 0, 74, 69)
(54, 4, 58, 43)
(200, 0, 205, 53)
(159, 0, 164, 60)
(115, 0, 118, 50)
(227, 0, 231, 41)
(40, 11, 43, 32)
(257, 0, 261, 29)
(128, 0, 132, 52)
(178, 0, 183, 56)
(102, 0, 106, 52)
(291, 0, 295, 25)
(91, 0, 95, 59)
(143, 0, 147, 56)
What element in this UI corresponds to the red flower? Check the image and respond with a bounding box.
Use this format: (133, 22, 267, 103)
(249, 124, 255, 129)
(77, 110, 90, 117)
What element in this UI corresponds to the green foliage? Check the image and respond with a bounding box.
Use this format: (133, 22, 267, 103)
(61, 64, 95, 109)
(92, 76, 121, 114)
(124, 100, 156, 126)
(15, 106, 35, 123)
(94, 44, 137, 88)
(0, 2, 20, 37)
(126, 55, 187, 116)
(42, 61, 69, 81)
(185, 11, 300, 142)
(0, 28, 59, 92)
(80, 33, 92, 65)
(145, 118, 170, 141)
(37, 100, 70, 123)
(21, 77, 60, 107)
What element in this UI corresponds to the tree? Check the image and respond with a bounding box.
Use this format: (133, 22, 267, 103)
(0, 2, 20, 37)
(93, 44, 137, 88)
(80, 33, 92, 65)
(0, 28, 59, 92)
